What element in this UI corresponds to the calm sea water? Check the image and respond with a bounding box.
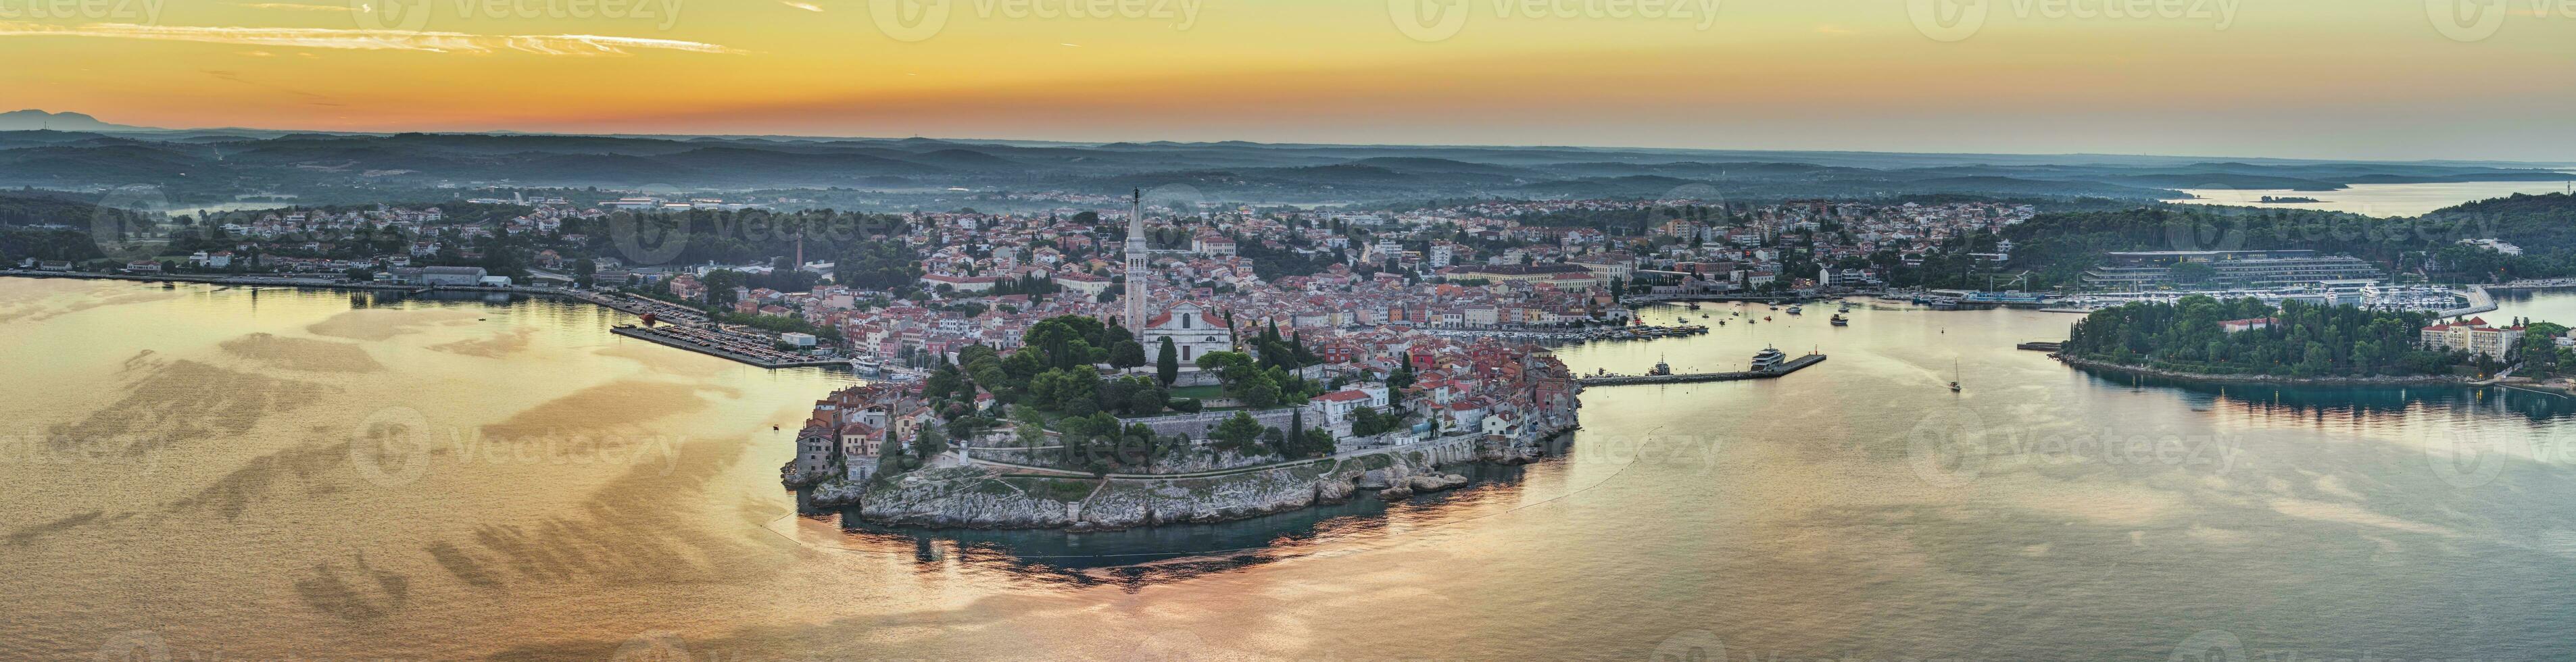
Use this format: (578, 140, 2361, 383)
(7, 279, 2576, 661)
(2170, 178, 2576, 217)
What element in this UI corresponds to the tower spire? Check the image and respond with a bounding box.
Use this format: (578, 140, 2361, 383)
(1123, 188, 1148, 332)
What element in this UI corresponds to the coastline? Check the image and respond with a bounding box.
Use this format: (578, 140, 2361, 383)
(2, 270, 821, 370)
(814, 426, 1576, 532)
(2056, 355, 2467, 386)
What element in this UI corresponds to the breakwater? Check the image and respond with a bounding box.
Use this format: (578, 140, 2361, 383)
(1578, 353, 1826, 386)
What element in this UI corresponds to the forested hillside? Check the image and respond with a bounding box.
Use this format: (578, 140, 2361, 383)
(2061, 296, 2476, 378)
(1996, 193, 2576, 287)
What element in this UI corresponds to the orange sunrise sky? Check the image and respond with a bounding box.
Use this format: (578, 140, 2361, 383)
(3, 0, 2571, 160)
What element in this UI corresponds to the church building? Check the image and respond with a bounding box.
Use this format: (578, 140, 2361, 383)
(1140, 301, 1234, 369)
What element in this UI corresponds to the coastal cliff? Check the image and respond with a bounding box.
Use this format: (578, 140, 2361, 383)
(816, 432, 1572, 531)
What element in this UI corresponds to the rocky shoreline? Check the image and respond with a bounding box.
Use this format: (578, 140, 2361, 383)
(2057, 355, 2467, 386)
(810, 429, 1568, 532)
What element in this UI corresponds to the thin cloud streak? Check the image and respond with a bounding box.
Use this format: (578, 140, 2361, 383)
(0, 21, 741, 55)
(229, 2, 356, 11)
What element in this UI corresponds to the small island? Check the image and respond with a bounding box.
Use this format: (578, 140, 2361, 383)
(2054, 295, 2531, 384)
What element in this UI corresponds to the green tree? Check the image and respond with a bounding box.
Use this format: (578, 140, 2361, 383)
(913, 422, 948, 460)
(1212, 411, 1265, 452)
(1111, 338, 1148, 369)
(1155, 337, 1180, 386)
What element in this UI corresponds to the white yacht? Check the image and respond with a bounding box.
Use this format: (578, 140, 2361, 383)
(1751, 347, 1788, 372)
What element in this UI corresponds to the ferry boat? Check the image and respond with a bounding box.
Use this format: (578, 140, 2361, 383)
(1751, 347, 1789, 372)
(851, 355, 883, 374)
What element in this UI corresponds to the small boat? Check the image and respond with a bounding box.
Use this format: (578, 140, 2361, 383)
(1787, 306, 1803, 315)
(1830, 314, 1848, 326)
(1686, 303, 1701, 310)
(1764, 315, 1772, 322)
(1648, 356, 1674, 376)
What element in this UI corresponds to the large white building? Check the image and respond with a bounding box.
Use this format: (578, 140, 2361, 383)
(1140, 301, 1233, 367)
(2421, 317, 2521, 359)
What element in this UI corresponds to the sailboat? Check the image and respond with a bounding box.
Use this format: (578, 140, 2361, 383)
(1949, 359, 1962, 392)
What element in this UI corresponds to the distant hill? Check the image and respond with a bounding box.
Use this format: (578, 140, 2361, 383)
(0, 112, 2569, 204)
(0, 110, 152, 132)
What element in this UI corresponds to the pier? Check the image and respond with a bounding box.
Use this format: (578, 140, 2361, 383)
(610, 324, 848, 370)
(1580, 353, 1826, 386)
(2435, 285, 2497, 319)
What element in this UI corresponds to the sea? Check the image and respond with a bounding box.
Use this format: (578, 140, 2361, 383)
(5, 279, 2576, 661)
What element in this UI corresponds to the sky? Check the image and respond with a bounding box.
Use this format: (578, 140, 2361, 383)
(1, 0, 2571, 161)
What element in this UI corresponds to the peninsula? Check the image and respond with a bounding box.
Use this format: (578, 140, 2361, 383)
(781, 194, 1585, 530)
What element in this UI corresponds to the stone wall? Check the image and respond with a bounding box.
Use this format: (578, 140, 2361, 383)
(1126, 405, 1321, 439)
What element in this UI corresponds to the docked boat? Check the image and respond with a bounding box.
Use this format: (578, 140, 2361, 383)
(1686, 303, 1701, 310)
(1648, 357, 1674, 376)
(1751, 347, 1788, 372)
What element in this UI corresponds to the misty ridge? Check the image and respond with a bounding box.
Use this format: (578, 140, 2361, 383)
(0, 113, 2569, 209)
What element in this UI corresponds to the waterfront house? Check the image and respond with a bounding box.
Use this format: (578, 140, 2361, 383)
(2421, 317, 2521, 359)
